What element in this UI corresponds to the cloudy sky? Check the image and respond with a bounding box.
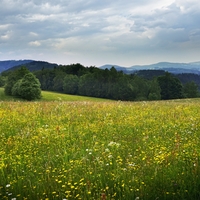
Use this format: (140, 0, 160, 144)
(0, 0, 200, 67)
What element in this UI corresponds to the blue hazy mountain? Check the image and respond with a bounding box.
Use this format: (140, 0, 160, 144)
(99, 62, 200, 74)
(1, 60, 200, 75)
(0, 60, 34, 73)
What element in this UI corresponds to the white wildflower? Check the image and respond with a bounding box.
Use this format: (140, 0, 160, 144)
(108, 141, 120, 147)
(105, 148, 110, 152)
(108, 154, 113, 159)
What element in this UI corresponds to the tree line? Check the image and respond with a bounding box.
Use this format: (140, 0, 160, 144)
(1, 63, 199, 101)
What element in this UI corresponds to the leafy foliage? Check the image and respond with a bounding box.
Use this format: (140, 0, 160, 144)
(4, 66, 29, 95)
(11, 79, 22, 96)
(63, 74, 79, 94)
(18, 73, 41, 100)
(183, 81, 199, 98)
(157, 72, 183, 100)
(0, 75, 6, 87)
(4, 67, 41, 100)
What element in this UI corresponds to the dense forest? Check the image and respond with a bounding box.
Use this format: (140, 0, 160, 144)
(1, 63, 200, 101)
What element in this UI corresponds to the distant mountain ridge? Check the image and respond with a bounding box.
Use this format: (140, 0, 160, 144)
(5, 61, 58, 72)
(0, 60, 34, 73)
(99, 62, 200, 74)
(0, 60, 59, 73)
(1, 60, 200, 75)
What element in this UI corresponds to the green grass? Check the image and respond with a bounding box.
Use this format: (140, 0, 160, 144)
(1, 87, 200, 103)
(0, 100, 200, 199)
(0, 87, 112, 102)
(0, 87, 23, 101)
(40, 90, 112, 102)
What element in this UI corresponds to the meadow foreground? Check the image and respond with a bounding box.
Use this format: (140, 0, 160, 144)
(0, 100, 200, 199)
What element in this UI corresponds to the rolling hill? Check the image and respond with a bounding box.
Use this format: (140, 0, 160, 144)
(99, 62, 200, 74)
(0, 60, 34, 73)
(1, 60, 58, 73)
(1, 60, 200, 75)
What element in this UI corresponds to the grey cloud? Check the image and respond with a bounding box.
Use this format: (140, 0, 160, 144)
(130, 1, 200, 45)
(156, 28, 189, 44)
(0, 0, 200, 66)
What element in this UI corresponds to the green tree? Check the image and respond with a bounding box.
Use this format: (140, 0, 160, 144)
(157, 72, 183, 100)
(18, 73, 41, 100)
(4, 66, 29, 95)
(11, 79, 22, 97)
(183, 81, 199, 98)
(53, 72, 66, 92)
(78, 73, 96, 97)
(63, 74, 79, 95)
(0, 75, 6, 87)
(34, 69, 56, 91)
(129, 76, 150, 101)
(148, 79, 161, 100)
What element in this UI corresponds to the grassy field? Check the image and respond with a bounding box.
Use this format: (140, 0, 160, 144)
(0, 90, 200, 199)
(40, 91, 112, 102)
(0, 87, 111, 102)
(0, 88, 19, 101)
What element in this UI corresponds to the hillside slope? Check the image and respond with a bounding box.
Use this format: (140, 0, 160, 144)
(0, 60, 33, 73)
(0, 87, 112, 102)
(2, 61, 58, 72)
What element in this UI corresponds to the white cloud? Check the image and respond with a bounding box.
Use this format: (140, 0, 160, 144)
(29, 32, 39, 37)
(29, 41, 41, 47)
(1, 34, 10, 40)
(0, 0, 200, 66)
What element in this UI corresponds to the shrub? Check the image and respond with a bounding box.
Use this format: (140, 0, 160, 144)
(18, 73, 41, 100)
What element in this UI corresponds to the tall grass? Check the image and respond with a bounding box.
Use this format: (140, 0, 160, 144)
(0, 100, 200, 199)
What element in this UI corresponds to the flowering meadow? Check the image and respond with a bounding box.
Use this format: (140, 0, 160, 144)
(0, 100, 200, 200)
